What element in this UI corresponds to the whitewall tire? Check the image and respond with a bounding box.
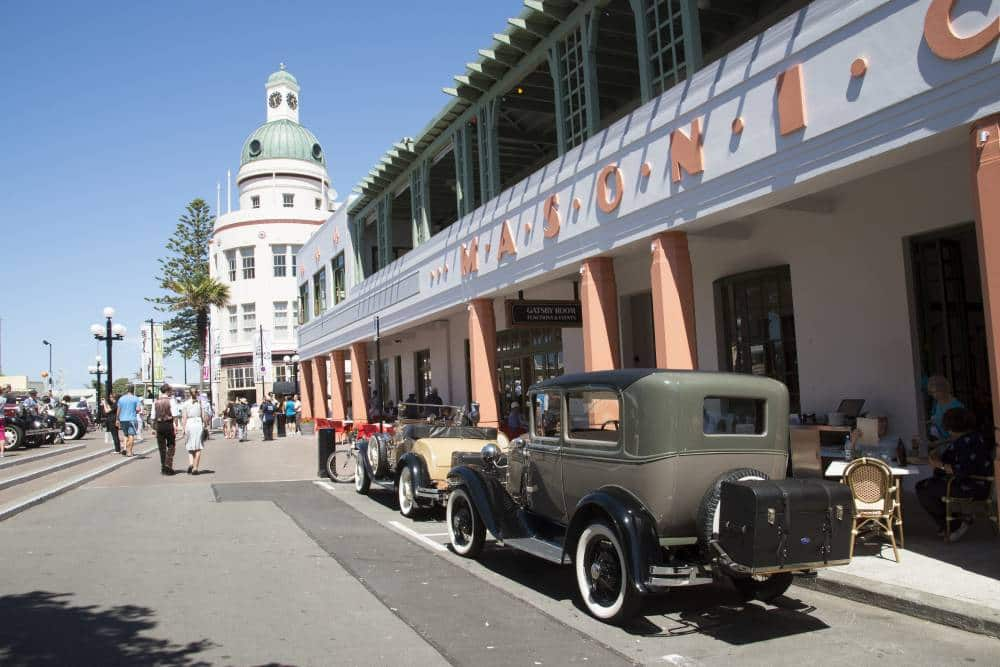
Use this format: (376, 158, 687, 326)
(447, 487, 485, 558)
(575, 521, 640, 624)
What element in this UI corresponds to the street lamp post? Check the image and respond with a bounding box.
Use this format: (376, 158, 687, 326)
(88, 357, 105, 419)
(282, 353, 300, 395)
(90, 307, 125, 397)
(42, 339, 53, 393)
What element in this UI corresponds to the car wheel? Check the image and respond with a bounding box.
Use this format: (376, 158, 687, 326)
(354, 453, 371, 495)
(63, 420, 81, 441)
(575, 521, 640, 624)
(397, 466, 423, 518)
(731, 572, 794, 603)
(4, 424, 23, 450)
(72, 418, 86, 440)
(367, 438, 389, 478)
(447, 487, 485, 558)
(696, 467, 769, 548)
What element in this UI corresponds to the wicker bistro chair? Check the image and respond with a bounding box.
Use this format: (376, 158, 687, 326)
(842, 457, 901, 562)
(943, 476, 999, 542)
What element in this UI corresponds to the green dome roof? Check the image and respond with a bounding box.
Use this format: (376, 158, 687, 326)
(267, 69, 298, 87)
(240, 119, 326, 167)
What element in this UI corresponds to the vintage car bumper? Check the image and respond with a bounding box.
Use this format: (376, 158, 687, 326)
(414, 485, 449, 504)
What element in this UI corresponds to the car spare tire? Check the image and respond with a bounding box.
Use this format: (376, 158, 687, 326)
(695, 467, 769, 549)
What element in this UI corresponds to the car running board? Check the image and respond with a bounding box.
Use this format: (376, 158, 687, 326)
(503, 537, 568, 564)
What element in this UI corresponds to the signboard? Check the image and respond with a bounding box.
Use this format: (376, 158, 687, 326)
(505, 300, 582, 328)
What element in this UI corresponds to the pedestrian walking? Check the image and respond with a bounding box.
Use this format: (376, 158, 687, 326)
(293, 394, 302, 434)
(152, 384, 176, 475)
(283, 396, 296, 436)
(116, 386, 141, 457)
(222, 401, 235, 439)
(181, 388, 208, 474)
(103, 394, 121, 453)
(261, 393, 276, 441)
(234, 398, 250, 442)
(276, 395, 287, 438)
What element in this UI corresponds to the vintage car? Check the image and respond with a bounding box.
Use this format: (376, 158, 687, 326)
(446, 370, 854, 624)
(355, 402, 509, 518)
(2, 402, 62, 449)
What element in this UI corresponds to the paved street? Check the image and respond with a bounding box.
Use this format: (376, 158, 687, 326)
(0, 431, 997, 666)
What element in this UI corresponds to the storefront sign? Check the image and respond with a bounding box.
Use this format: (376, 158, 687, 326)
(506, 300, 582, 328)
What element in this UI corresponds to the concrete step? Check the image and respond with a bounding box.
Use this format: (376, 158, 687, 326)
(0, 448, 113, 491)
(0, 442, 87, 470)
(0, 443, 159, 521)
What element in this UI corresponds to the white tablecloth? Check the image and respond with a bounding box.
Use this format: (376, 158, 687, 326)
(825, 460, 919, 478)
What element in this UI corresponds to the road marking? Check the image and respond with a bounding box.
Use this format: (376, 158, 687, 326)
(388, 520, 447, 551)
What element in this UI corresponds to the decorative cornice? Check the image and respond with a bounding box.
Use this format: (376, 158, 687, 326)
(213, 218, 324, 236)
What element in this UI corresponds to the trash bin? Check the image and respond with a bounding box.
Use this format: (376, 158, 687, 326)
(317, 426, 335, 478)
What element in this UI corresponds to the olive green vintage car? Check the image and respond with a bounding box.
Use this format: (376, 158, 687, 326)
(355, 404, 509, 518)
(446, 370, 853, 624)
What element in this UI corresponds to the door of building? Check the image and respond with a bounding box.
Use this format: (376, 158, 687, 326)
(495, 327, 564, 427)
(910, 224, 992, 436)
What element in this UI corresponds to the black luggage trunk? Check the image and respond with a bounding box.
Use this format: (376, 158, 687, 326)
(718, 479, 853, 574)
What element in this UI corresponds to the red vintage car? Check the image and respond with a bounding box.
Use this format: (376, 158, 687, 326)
(3, 393, 93, 447)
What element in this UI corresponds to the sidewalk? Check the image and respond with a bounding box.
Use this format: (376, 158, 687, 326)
(795, 474, 1000, 638)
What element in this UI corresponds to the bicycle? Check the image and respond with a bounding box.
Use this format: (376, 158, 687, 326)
(326, 430, 359, 484)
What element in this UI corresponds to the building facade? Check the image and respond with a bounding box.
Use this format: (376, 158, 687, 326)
(294, 0, 1000, 471)
(209, 66, 337, 405)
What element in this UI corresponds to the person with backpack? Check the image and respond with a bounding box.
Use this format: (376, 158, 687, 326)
(53, 396, 69, 444)
(234, 398, 250, 442)
(261, 393, 276, 441)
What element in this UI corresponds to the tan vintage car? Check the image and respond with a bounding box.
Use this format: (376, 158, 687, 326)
(354, 403, 509, 518)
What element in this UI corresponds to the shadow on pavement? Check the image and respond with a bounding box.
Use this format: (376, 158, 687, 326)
(0, 591, 213, 666)
(474, 545, 829, 643)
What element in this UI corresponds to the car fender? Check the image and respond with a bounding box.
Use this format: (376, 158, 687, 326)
(446, 466, 504, 539)
(565, 487, 661, 594)
(396, 451, 430, 488)
(356, 438, 375, 479)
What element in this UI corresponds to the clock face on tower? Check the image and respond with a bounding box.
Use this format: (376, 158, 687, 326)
(268, 91, 282, 108)
(287, 93, 298, 110)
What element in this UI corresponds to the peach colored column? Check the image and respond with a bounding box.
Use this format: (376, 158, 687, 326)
(970, 114, 1000, 482)
(329, 350, 348, 421)
(468, 299, 501, 428)
(350, 342, 370, 424)
(579, 257, 622, 371)
(650, 231, 698, 370)
(299, 359, 314, 421)
(310, 355, 329, 419)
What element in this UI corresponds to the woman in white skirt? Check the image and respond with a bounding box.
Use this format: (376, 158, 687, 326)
(180, 388, 208, 474)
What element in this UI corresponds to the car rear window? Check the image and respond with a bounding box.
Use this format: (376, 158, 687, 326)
(566, 389, 620, 447)
(704, 397, 765, 435)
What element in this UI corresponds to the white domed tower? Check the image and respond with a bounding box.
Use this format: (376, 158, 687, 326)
(208, 65, 336, 404)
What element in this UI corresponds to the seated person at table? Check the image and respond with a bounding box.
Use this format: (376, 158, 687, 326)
(926, 375, 964, 444)
(915, 407, 994, 542)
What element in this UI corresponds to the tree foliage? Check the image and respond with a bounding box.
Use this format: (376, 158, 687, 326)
(164, 275, 230, 365)
(147, 199, 215, 359)
(112, 378, 131, 396)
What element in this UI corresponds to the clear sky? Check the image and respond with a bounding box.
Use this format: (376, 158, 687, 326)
(0, 0, 515, 390)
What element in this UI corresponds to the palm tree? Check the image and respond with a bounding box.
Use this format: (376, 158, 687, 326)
(164, 274, 231, 365)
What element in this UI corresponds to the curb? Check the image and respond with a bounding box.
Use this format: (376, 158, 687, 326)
(0, 448, 112, 491)
(793, 570, 1000, 639)
(0, 444, 159, 522)
(0, 443, 86, 470)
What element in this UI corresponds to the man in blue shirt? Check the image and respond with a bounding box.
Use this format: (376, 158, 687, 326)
(116, 386, 142, 457)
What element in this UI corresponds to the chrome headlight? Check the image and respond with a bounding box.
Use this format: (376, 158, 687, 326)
(480, 442, 500, 464)
(33, 420, 42, 428)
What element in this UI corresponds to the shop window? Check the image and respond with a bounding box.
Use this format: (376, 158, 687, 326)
(241, 303, 256, 336)
(714, 265, 800, 412)
(272, 244, 287, 277)
(227, 305, 238, 339)
(331, 253, 346, 304)
(240, 246, 255, 280)
(225, 250, 237, 282)
(273, 301, 288, 333)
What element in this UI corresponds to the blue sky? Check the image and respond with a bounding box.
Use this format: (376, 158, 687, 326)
(0, 0, 514, 390)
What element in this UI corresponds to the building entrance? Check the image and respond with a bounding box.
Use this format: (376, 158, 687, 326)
(910, 224, 992, 437)
(495, 327, 564, 427)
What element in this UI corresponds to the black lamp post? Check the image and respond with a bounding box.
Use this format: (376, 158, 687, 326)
(88, 357, 105, 418)
(90, 307, 125, 397)
(42, 339, 53, 393)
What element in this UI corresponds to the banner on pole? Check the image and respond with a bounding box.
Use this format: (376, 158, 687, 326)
(152, 323, 164, 383)
(253, 328, 273, 382)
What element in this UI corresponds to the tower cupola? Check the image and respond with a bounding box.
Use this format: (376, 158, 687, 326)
(265, 63, 300, 123)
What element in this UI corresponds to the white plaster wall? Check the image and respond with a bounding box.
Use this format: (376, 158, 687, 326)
(690, 144, 975, 439)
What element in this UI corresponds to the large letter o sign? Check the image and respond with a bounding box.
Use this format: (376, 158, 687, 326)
(596, 163, 624, 213)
